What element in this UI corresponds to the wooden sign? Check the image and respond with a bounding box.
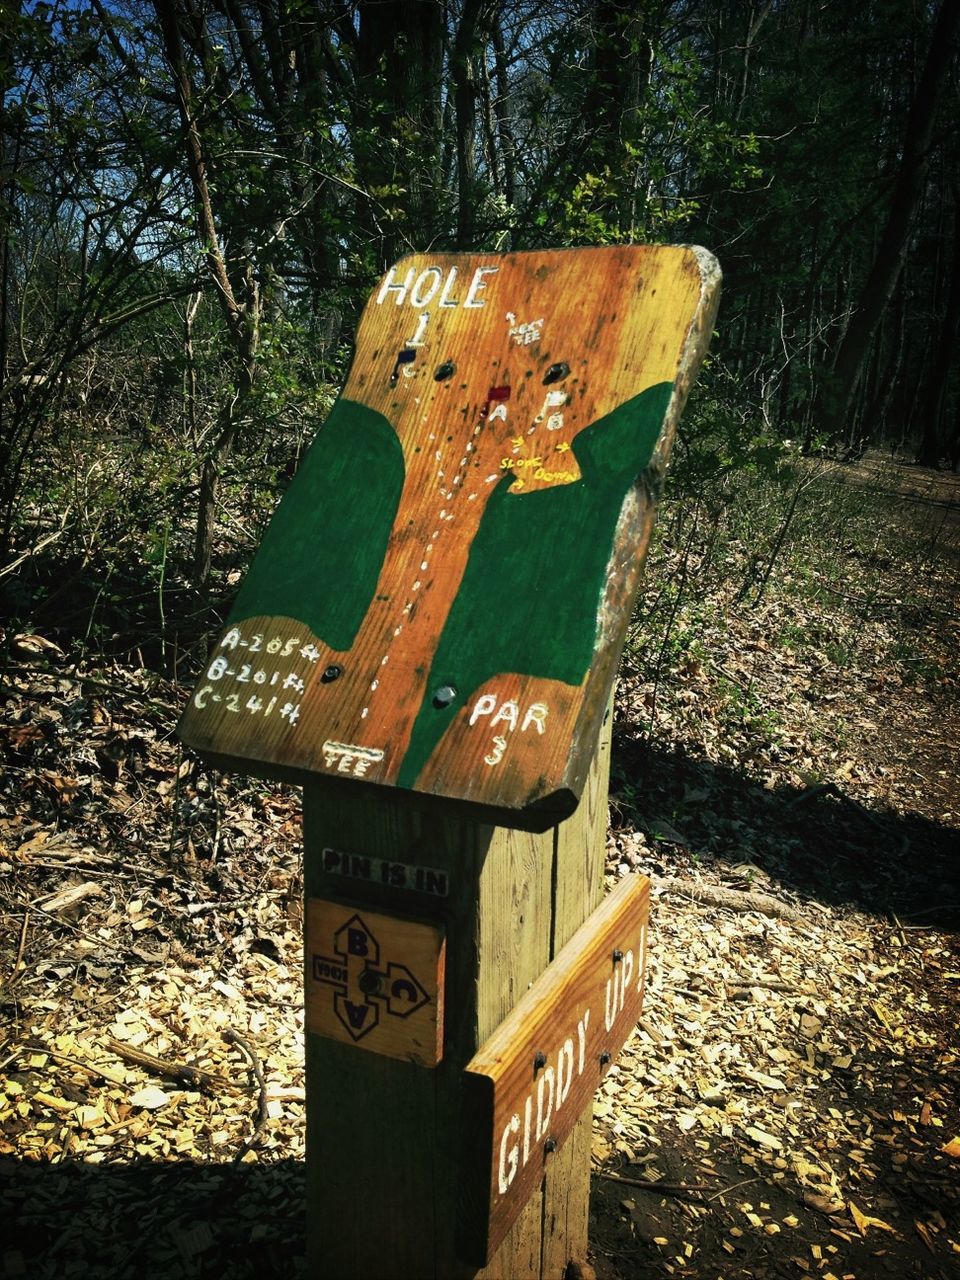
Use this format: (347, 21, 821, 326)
(178, 247, 720, 828)
(457, 875, 650, 1266)
(304, 898, 445, 1067)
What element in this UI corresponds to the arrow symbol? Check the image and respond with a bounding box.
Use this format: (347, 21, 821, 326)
(335, 915, 380, 966)
(335, 991, 380, 1040)
(382, 962, 430, 1016)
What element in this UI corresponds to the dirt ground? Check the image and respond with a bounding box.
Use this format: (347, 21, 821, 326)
(1, 453, 958, 1279)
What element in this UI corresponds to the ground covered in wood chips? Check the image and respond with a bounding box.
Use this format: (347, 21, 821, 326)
(1, 454, 958, 1279)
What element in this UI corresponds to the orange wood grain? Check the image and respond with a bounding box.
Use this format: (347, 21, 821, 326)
(458, 875, 650, 1265)
(304, 898, 445, 1067)
(179, 247, 719, 827)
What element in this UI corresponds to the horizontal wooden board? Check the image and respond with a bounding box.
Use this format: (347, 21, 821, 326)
(179, 247, 720, 826)
(304, 898, 445, 1067)
(457, 875, 650, 1265)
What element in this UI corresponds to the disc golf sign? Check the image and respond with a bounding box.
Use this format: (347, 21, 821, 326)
(178, 246, 720, 830)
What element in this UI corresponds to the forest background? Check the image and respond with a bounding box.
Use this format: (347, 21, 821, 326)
(2, 0, 959, 614)
(2, 4, 960, 1277)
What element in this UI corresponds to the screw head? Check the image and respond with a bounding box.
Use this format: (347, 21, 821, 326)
(599, 1050, 611, 1066)
(432, 685, 457, 708)
(322, 664, 343, 682)
(543, 361, 570, 384)
(612, 949, 624, 963)
(358, 970, 382, 995)
(544, 1136, 557, 1153)
(533, 1051, 547, 1072)
(434, 361, 456, 381)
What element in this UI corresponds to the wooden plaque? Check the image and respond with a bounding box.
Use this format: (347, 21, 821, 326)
(179, 247, 719, 827)
(304, 898, 445, 1067)
(457, 875, 650, 1266)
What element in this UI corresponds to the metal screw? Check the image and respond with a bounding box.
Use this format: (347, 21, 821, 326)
(322, 664, 343, 683)
(434, 361, 456, 381)
(358, 971, 382, 995)
(544, 1137, 557, 1153)
(533, 1051, 547, 1072)
(543, 361, 570, 384)
(612, 949, 623, 963)
(432, 685, 457, 708)
(599, 1050, 611, 1066)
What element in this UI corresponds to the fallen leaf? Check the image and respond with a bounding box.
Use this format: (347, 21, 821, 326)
(848, 1201, 895, 1235)
(745, 1126, 782, 1150)
(803, 1192, 844, 1215)
(128, 1086, 171, 1110)
(13, 633, 65, 657)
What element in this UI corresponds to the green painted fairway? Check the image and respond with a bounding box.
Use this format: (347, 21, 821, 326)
(398, 380, 672, 788)
(229, 399, 404, 651)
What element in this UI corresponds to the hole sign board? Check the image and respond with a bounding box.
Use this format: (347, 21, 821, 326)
(178, 247, 720, 828)
(457, 875, 650, 1266)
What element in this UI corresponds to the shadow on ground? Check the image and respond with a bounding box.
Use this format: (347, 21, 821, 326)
(1, 1156, 306, 1279)
(610, 731, 960, 927)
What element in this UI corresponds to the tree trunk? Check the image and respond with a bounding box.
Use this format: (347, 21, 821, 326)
(817, 0, 960, 440)
(452, 0, 489, 248)
(491, 19, 516, 209)
(584, 0, 661, 236)
(916, 193, 960, 467)
(355, 0, 444, 266)
(154, 0, 260, 589)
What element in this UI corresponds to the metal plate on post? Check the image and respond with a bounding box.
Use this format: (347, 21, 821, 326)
(305, 898, 445, 1067)
(178, 246, 720, 830)
(457, 875, 650, 1266)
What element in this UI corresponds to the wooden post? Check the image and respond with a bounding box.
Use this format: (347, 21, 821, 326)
(301, 696, 611, 1278)
(178, 247, 720, 1280)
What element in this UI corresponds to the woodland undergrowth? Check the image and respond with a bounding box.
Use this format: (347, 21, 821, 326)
(2, 425, 959, 1279)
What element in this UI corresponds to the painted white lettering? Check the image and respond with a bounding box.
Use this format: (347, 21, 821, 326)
(498, 1113, 520, 1194)
(411, 267, 442, 308)
(535, 390, 568, 424)
(407, 312, 430, 347)
(556, 1038, 574, 1111)
(377, 264, 416, 305)
(489, 403, 508, 422)
(522, 1094, 532, 1167)
(535, 1067, 555, 1142)
(521, 703, 549, 734)
(193, 684, 212, 710)
(464, 265, 499, 308)
(321, 741, 384, 778)
(469, 693, 498, 726)
(605, 965, 626, 1032)
(491, 700, 519, 732)
(623, 948, 634, 995)
(438, 267, 461, 308)
(577, 1009, 590, 1075)
(471, 697, 551, 733)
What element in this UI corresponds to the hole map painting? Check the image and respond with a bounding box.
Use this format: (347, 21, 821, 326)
(178, 246, 720, 828)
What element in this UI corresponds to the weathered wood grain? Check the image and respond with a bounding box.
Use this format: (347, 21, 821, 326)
(458, 875, 650, 1267)
(302, 704, 614, 1279)
(304, 898, 445, 1066)
(179, 246, 719, 828)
